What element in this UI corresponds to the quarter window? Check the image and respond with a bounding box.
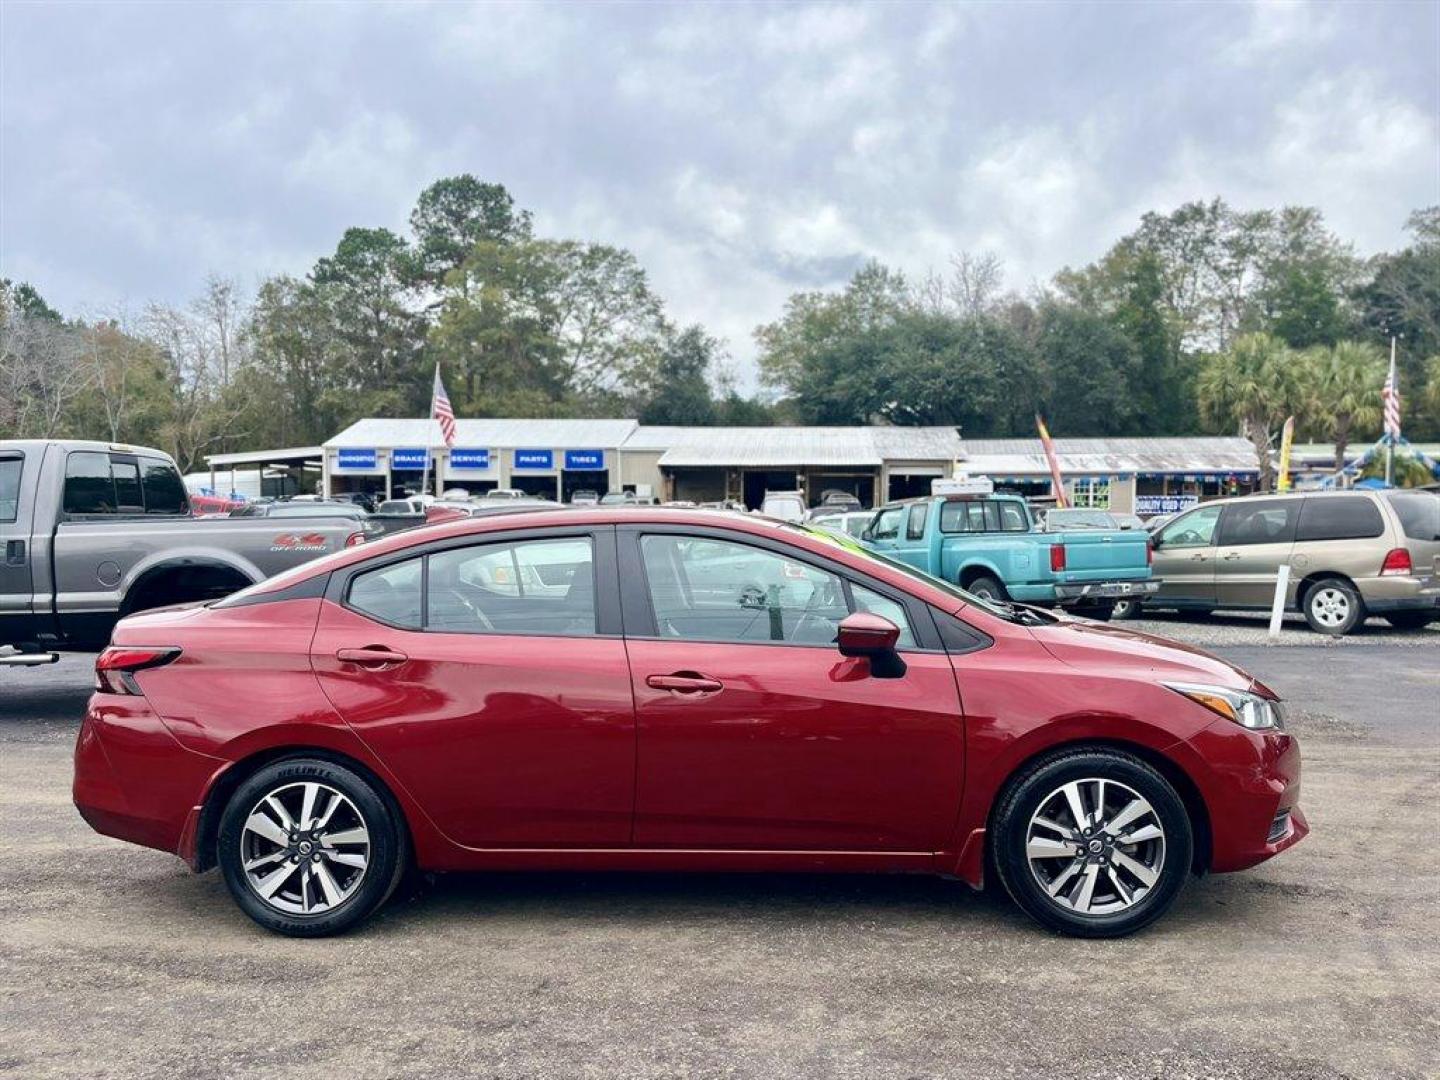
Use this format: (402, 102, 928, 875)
(639, 534, 914, 647)
(1385, 492, 1440, 541)
(905, 503, 928, 540)
(1217, 500, 1299, 547)
(1295, 497, 1384, 542)
(140, 459, 188, 514)
(348, 557, 423, 629)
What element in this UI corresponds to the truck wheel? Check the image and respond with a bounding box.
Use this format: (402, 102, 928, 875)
(1303, 577, 1364, 636)
(966, 576, 1006, 603)
(1111, 598, 1142, 620)
(1071, 600, 1116, 622)
(1384, 611, 1435, 631)
(992, 748, 1192, 938)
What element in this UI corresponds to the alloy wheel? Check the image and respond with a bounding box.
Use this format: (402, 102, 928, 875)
(1025, 778, 1166, 916)
(1309, 587, 1350, 629)
(240, 781, 371, 915)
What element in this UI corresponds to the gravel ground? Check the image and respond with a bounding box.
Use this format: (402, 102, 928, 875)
(1, 644, 1437, 1079)
(1121, 608, 1440, 648)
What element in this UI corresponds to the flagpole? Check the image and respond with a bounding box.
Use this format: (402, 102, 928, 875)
(1386, 336, 1396, 487)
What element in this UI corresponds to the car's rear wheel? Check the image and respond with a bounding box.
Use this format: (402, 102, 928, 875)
(1111, 598, 1142, 620)
(218, 757, 407, 937)
(1303, 577, 1364, 636)
(967, 575, 1006, 603)
(1384, 611, 1435, 631)
(992, 749, 1192, 938)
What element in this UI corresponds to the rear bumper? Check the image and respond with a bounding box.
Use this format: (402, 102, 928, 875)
(1053, 580, 1160, 602)
(1179, 718, 1306, 873)
(1358, 574, 1440, 613)
(73, 692, 222, 865)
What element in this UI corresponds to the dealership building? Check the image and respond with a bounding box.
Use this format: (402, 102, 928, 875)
(309, 419, 1259, 513)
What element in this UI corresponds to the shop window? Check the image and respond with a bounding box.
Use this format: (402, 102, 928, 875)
(1070, 478, 1111, 509)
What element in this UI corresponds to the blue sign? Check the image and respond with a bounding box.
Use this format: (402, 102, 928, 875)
(391, 448, 429, 470)
(513, 449, 554, 470)
(1136, 494, 1199, 516)
(564, 449, 605, 471)
(336, 448, 377, 470)
(449, 448, 491, 470)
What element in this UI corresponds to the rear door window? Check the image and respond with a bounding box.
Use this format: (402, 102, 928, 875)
(140, 459, 188, 514)
(62, 452, 117, 514)
(0, 455, 21, 523)
(427, 537, 596, 636)
(1217, 499, 1299, 546)
(1296, 497, 1384, 542)
(112, 460, 144, 512)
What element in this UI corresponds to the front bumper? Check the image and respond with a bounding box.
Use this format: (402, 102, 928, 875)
(73, 692, 222, 862)
(1177, 717, 1307, 873)
(1054, 580, 1160, 603)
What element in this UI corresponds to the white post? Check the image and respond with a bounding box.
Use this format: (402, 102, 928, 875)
(1267, 562, 1291, 643)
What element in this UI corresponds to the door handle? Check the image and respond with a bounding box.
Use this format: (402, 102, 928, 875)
(646, 672, 723, 694)
(1189, 553, 1208, 561)
(335, 646, 409, 668)
(5, 540, 23, 566)
(1221, 552, 1241, 561)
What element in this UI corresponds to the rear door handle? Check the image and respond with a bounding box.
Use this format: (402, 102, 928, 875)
(335, 646, 409, 668)
(1189, 553, 1208, 561)
(646, 672, 723, 694)
(5, 540, 23, 566)
(1221, 552, 1242, 561)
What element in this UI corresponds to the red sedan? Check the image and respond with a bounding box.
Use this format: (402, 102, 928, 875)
(74, 507, 1306, 937)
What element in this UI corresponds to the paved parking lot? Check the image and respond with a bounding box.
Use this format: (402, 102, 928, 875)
(2, 624, 1437, 1079)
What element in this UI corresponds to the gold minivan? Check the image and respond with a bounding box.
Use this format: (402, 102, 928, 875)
(1134, 490, 1440, 635)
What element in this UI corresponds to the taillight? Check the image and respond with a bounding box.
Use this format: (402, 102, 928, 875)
(94, 646, 180, 695)
(1380, 548, 1413, 576)
(345, 531, 367, 547)
(1050, 543, 1066, 572)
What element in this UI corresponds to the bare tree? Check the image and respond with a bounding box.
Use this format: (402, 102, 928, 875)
(0, 302, 91, 437)
(947, 251, 1006, 318)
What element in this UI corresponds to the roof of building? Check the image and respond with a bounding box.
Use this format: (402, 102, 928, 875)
(325, 418, 640, 449)
(205, 445, 324, 468)
(964, 436, 1260, 476)
(652, 426, 965, 468)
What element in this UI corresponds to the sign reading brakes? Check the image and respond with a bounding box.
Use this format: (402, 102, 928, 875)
(932, 475, 994, 498)
(390, 448, 429, 470)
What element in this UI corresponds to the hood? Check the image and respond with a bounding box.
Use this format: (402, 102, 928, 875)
(1025, 615, 1264, 694)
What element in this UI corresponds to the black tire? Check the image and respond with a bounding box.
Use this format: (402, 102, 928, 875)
(1302, 577, 1365, 636)
(218, 757, 408, 937)
(992, 748, 1192, 938)
(1384, 611, 1436, 631)
(967, 575, 1006, 603)
(1070, 600, 1116, 622)
(1111, 598, 1143, 620)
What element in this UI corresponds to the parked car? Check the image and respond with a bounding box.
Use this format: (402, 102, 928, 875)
(1139, 489, 1439, 634)
(600, 491, 650, 506)
(74, 506, 1305, 938)
(570, 489, 600, 506)
(809, 509, 875, 539)
(0, 439, 370, 665)
(330, 491, 378, 514)
(483, 488, 531, 501)
(865, 485, 1156, 618)
(376, 498, 426, 516)
(760, 490, 806, 522)
(425, 499, 554, 523)
(815, 490, 863, 513)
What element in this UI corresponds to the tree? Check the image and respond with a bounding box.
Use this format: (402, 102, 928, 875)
(408, 175, 532, 291)
(1033, 302, 1145, 436)
(1196, 333, 1304, 490)
(1303, 341, 1386, 471)
(640, 326, 719, 425)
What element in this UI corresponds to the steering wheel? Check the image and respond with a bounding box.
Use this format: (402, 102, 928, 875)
(737, 584, 767, 610)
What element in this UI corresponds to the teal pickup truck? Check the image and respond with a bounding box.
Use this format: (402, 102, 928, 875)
(862, 483, 1158, 618)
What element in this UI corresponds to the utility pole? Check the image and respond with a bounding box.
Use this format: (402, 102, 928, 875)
(1386, 336, 1396, 487)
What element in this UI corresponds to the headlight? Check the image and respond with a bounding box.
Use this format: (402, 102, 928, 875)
(1165, 682, 1284, 731)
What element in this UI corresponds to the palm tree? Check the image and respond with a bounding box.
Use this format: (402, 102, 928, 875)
(1196, 333, 1303, 491)
(1305, 341, 1386, 472)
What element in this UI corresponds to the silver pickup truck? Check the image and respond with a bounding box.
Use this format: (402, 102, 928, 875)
(1, 439, 369, 666)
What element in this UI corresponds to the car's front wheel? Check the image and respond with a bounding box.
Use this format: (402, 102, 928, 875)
(218, 757, 408, 937)
(992, 749, 1192, 938)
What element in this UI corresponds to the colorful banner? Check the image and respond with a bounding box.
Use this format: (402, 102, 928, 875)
(1035, 414, 1068, 508)
(1276, 415, 1295, 492)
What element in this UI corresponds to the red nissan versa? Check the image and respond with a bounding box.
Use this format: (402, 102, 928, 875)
(73, 507, 1306, 938)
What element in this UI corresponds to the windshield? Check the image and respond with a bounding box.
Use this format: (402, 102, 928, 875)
(783, 521, 1041, 623)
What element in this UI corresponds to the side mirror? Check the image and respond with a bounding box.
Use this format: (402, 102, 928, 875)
(860, 527, 874, 542)
(836, 612, 900, 657)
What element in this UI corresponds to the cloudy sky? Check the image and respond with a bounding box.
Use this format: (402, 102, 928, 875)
(3, 0, 1437, 386)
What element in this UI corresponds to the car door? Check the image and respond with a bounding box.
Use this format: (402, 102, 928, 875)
(888, 502, 931, 571)
(866, 506, 903, 554)
(1213, 498, 1300, 608)
(618, 524, 965, 852)
(1150, 504, 1222, 606)
(310, 526, 636, 847)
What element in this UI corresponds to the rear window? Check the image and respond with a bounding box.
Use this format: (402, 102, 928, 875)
(1296, 497, 1385, 542)
(1217, 499, 1299, 546)
(0, 456, 21, 522)
(63, 452, 118, 514)
(1385, 492, 1440, 541)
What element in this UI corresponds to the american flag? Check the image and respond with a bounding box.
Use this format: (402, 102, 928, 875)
(431, 364, 456, 447)
(1382, 341, 1401, 441)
